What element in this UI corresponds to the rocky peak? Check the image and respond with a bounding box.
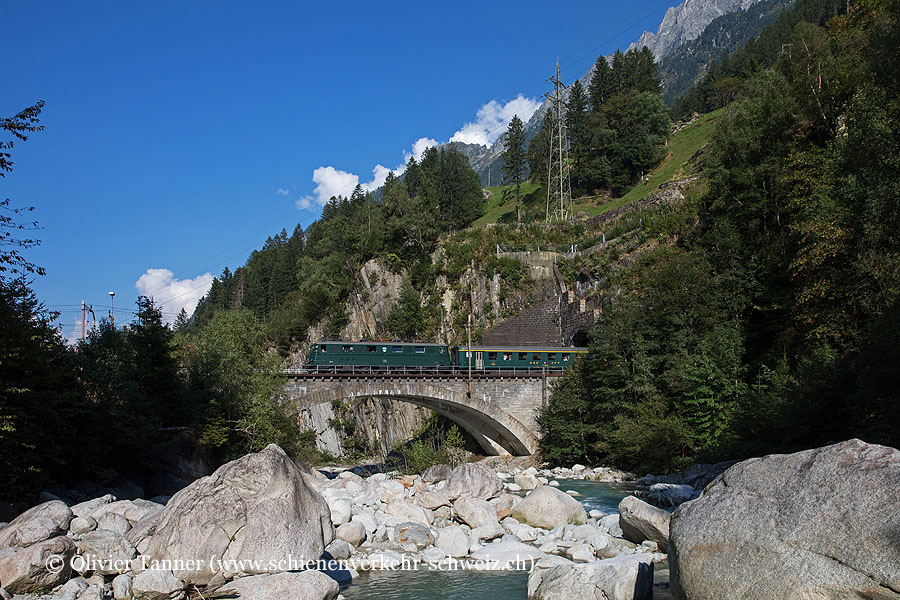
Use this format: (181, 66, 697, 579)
(630, 0, 765, 60)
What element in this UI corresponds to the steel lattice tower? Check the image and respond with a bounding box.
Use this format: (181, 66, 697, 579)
(545, 59, 572, 223)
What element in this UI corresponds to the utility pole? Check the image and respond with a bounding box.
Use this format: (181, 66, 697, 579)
(109, 291, 115, 328)
(81, 301, 86, 342)
(545, 58, 573, 223)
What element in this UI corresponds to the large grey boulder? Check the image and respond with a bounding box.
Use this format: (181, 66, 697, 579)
(617, 496, 670, 553)
(670, 439, 900, 600)
(453, 497, 498, 529)
(527, 554, 653, 600)
(0, 516, 62, 549)
(0, 536, 76, 593)
(131, 569, 184, 600)
(335, 521, 366, 547)
(385, 499, 433, 526)
(422, 464, 452, 483)
(78, 529, 137, 575)
(436, 525, 470, 557)
(511, 486, 587, 530)
(144, 444, 333, 585)
(443, 463, 503, 500)
(0, 501, 72, 549)
(221, 570, 339, 600)
(394, 522, 434, 549)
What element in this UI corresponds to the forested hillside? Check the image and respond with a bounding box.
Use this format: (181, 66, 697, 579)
(670, 0, 847, 118)
(541, 0, 900, 472)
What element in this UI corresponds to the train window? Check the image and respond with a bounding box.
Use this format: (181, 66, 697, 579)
(533, 352, 542, 360)
(367, 345, 376, 352)
(415, 347, 425, 354)
(381, 346, 387, 352)
(519, 352, 528, 360)
(392, 346, 403, 353)
(503, 353, 511, 360)
(321, 345, 327, 353)
(342, 345, 353, 352)
(440, 347, 445, 354)
(548, 352, 556, 360)
(562, 353, 570, 361)
(488, 352, 497, 360)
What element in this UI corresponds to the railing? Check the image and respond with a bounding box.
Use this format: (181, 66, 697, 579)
(282, 365, 565, 377)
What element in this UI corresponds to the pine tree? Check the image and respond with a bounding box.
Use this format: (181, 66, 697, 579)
(610, 50, 626, 97)
(501, 115, 528, 224)
(589, 56, 613, 110)
(565, 81, 590, 193)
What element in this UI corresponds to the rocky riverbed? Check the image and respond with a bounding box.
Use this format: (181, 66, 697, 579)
(0, 439, 897, 600)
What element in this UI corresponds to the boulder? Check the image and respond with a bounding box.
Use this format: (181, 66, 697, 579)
(325, 539, 352, 560)
(416, 491, 450, 510)
(617, 496, 669, 552)
(0, 501, 72, 549)
(436, 525, 470, 558)
(0, 516, 62, 549)
(489, 493, 520, 520)
(600, 514, 623, 537)
(647, 483, 697, 508)
(0, 536, 76, 594)
(351, 513, 378, 536)
(126, 509, 163, 549)
(511, 487, 587, 530)
(394, 522, 434, 549)
(131, 569, 184, 600)
(670, 439, 900, 600)
(385, 499, 433, 526)
(422, 464, 452, 483)
(443, 463, 502, 500)
(469, 540, 544, 570)
(527, 554, 653, 600)
(514, 473, 540, 490)
(144, 444, 333, 585)
(98, 512, 132, 535)
(78, 529, 137, 575)
(453, 497, 498, 529)
(70, 516, 98, 536)
(335, 521, 366, 547)
(71, 495, 115, 519)
(112, 573, 133, 600)
(327, 498, 352, 526)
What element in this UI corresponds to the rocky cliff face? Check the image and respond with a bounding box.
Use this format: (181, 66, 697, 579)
(630, 0, 766, 60)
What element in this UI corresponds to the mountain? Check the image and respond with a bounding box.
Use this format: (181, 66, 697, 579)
(658, 0, 795, 104)
(629, 0, 766, 60)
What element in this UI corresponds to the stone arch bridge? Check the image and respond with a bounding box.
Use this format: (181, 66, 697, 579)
(284, 371, 561, 456)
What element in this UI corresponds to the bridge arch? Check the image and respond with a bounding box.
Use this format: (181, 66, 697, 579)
(288, 379, 540, 456)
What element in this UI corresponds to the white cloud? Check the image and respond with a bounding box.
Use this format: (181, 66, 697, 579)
(409, 137, 439, 162)
(293, 94, 540, 210)
(297, 163, 403, 209)
(276, 187, 290, 196)
(135, 268, 214, 324)
(449, 95, 542, 146)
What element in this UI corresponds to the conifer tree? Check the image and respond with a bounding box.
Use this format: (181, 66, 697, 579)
(501, 115, 527, 224)
(589, 56, 613, 110)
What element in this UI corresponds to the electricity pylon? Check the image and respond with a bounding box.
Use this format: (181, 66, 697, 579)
(545, 59, 572, 223)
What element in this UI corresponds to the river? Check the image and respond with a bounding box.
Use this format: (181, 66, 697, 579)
(341, 480, 636, 600)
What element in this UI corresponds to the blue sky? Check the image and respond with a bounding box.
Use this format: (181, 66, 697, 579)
(3, 0, 676, 339)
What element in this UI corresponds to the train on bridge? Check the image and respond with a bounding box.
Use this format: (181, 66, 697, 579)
(301, 341, 587, 374)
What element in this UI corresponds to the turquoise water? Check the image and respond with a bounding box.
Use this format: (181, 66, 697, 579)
(340, 480, 632, 600)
